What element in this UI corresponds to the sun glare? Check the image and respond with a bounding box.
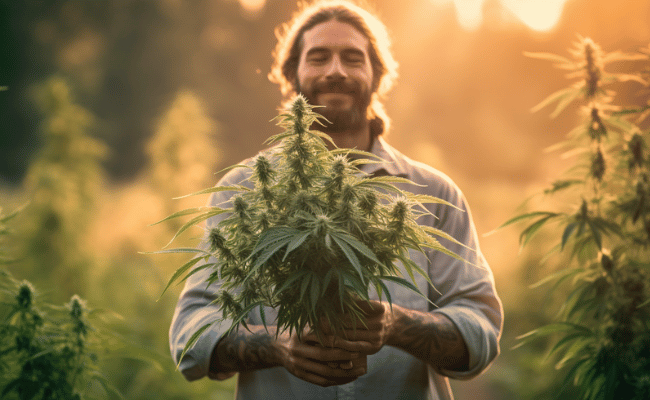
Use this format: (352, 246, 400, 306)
(238, 0, 266, 14)
(502, 0, 568, 32)
(453, 0, 486, 31)
(431, 0, 568, 32)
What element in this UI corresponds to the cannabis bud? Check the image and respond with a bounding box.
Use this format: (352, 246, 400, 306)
(590, 148, 606, 181)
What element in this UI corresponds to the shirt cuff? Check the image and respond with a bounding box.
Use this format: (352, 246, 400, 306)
(433, 306, 499, 380)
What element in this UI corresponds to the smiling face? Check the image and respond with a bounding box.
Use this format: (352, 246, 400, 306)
(296, 20, 374, 136)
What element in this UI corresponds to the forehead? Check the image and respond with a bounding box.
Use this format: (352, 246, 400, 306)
(301, 19, 369, 53)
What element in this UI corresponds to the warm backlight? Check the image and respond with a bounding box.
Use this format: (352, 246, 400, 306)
(433, 0, 569, 31)
(502, 0, 568, 32)
(238, 0, 266, 14)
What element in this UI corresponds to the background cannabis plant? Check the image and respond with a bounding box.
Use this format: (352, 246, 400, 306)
(155, 95, 465, 360)
(502, 37, 650, 399)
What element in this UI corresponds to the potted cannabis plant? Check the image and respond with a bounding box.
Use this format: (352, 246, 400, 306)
(155, 95, 465, 363)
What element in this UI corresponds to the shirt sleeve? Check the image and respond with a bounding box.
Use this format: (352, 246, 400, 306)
(168, 168, 249, 382)
(424, 175, 503, 380)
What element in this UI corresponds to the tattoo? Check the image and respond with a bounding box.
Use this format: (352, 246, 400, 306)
(394, 312, 469, 371)
(213, 327, 277, 373)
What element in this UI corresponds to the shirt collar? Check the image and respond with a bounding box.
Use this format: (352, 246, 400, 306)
(359, 136, 408, 178)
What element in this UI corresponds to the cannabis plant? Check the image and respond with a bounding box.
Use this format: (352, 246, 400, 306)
(155, 95, 465, 360)
(0, 268, 125, 400)
(503, 36, 650, 399)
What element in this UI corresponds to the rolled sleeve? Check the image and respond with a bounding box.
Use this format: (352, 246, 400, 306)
(426, 177, 503, 379)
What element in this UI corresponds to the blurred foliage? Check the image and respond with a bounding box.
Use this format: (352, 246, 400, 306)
(146, 90, 219, 201)
(17, 76, 107, 301)
(502, 37, 650, 399)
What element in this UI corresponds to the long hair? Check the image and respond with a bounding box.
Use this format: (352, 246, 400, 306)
(268, 0, 399, 137)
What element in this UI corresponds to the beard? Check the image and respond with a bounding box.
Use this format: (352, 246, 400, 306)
(297, 80, 372, 134)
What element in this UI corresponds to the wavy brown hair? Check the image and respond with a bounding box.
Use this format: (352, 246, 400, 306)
(268, 0, 399, 137)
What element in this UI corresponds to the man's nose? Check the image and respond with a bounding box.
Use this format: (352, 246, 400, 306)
(325, 55, 347, 80)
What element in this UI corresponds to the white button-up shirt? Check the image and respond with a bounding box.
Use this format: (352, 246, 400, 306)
(169, 137, 503, 399)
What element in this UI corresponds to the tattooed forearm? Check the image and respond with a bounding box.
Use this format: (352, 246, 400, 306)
(390, 310, 469, 371)
(211, 327, 279, 373)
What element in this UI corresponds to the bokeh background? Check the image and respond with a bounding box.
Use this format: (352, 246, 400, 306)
(1, 0, 649, 398)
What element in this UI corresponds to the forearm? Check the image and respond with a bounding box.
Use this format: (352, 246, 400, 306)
(387, 305, 469, 372)
(210, 325, 281, 374)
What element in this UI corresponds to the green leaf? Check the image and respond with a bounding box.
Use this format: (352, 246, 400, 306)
(421, 225, 466, 248)
(331, 234, 365, 283)
(529, 267, 582, 289)
(375, 278, 392, 305)
(248, 228, 297, 275)
(519, 214, 560, 247)
(142, 248, 213, 257)
(380, 275, 421, 296)
(283, 230, 311, 261)
(555, 336, 594, 369)
(549, 86, 582, 118)
(173, 185, 250, 200)
(158, 257, 203, 300)
(523, 51, 573, 65)
(586, 219, 602, 250)
(530, 87, 578, 115)
(330, 231, 384, 267)
(165, 209, 230, 247)
(88, 371, 126, 399)
(497, 211, 560, 230)
(177, 322, 215, 368)
(561, 222, 578, 249)
(514, 322, 591, 348)
(149, 207, 206, 226)
(408, 196, 463, 213)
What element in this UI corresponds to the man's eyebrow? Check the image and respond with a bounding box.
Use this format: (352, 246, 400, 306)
(305, 47, 330, 56)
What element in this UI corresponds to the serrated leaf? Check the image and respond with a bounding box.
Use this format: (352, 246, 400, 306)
(497, 211, 560, 230)
(283, 230, 311, 261)
(177, 322, 215, 368)
(520, 214, 560, 247)
(421, 225, 466, 248)
(158, 257, 203, 300)
(523, 51, 573, 65)
(561, 222, 578, 249)
(530, 87, 578, 116)
(407, 193, 462, 210)
(142, 248, 213, 256)
(149, 207, 206, 226)
(331, 234, 365, 283)
(165, 209, 230, 247)
(173, 185, 250, 200)
(530, 267, 582, 289)
(380, 275, 420, 295)
(330, 231, 383, 268)
(375, 278, 392, 306)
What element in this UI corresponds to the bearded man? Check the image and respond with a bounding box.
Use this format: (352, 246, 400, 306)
(169, 1, 502, 399)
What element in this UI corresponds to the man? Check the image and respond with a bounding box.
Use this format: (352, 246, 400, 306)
(169, 1, 502, 399)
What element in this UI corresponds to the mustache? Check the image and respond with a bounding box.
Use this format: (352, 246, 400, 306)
(314, 80, 359, 95)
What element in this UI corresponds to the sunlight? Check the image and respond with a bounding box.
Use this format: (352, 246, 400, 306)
(238, 0, 266, 14)
(430, 0, 568, 31)
(453, 0, 486, 31)
(501, 0, 568, 32)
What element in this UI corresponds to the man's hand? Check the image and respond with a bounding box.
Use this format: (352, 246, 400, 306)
(324, 299, 470, 372)
(210, 325, 368, 387)
(320, 299, 395, 356)
(276, 330, 367, 386)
